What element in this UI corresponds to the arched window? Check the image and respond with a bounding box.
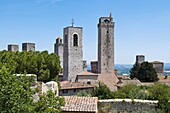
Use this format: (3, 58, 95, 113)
(73, 34, 78, 47)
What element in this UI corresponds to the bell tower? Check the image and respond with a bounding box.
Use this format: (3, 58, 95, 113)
(63, 26, 83, 82)
(98, 13, 115, 74)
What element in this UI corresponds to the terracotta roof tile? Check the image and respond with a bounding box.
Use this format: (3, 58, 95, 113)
(122, 79, 142, 86)
(62, 96, 98, 112)
(78, 71, 98, 76)
(60, 81, 95, 90)
(97, 74, 118, 91)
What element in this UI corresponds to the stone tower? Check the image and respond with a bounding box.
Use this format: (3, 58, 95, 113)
(22, 42, 35, 52)
(54, 37, 63, 69)
(8, 44, 19, 52)
(136, 55, 145, 64)
(63, 26, 83, 82)
(98, 13, 115, 74)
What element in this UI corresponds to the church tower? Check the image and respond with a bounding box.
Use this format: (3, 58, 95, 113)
(98, 13, 115, 74)
(63, 26, 83, 82)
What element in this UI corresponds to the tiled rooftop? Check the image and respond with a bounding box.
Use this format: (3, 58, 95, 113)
(97, 74, 118, 91)
(122, 79, 142, 86)
(62, 96, 98, 112)
(60, 81, 95, 90)
(78, 71, 98, 76)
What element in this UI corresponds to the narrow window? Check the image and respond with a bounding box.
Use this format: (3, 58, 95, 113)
(64, 35, 67, 44)
(74, 89, 76, 92)
(73, 34, 78, 47)
(63, 89, 68, 93)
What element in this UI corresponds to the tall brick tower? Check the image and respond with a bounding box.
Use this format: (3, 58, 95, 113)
(63, 26, 83, 82)
(98, 13, 115, 74)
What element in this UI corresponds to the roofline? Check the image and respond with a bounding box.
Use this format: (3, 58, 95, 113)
(60, 86, 94, 90)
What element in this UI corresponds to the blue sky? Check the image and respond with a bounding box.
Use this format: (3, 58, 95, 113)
(0, 0, 170, 64)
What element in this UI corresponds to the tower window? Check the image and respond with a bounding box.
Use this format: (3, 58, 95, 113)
(73, 34, 78, 47)
(64, 35, 67, 44)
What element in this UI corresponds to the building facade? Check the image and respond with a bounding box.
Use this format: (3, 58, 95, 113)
(91, 61, 98, 73)
(8, 44, 19, 52)
(54, 37, 64, 69)
(63, 26, 83, 82)
(150, 61, 164, 76)
(98, 13, 115, 74)
(22, 42, 35, 51)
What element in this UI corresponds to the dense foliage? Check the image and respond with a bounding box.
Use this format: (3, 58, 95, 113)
(91, 82, 113, 99)
(0, 66, 35, 112)
(130, 61, 159, 82)
(0, 50, 61, 82)
(0, 66, 64, 113)
(86, 82, 170, 112)
(35, 90, 65, 113)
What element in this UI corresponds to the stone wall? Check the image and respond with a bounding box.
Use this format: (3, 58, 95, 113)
(98, 99, 158, 113)
(63, 27, 83, 82)
(98, 15, 115, 74)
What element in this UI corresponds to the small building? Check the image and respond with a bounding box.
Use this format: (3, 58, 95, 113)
(76, 71, 98, 84)
(8, 44, 19, 52)
(91, 61, 98, 73)
(22, 42, 35, 51)
(150, 61, 164, 76)
(46, 81, 59, 96)
(61, 96, 98, 113)
(59, 81, 94, 96)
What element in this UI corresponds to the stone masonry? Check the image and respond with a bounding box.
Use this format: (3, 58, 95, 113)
(8, 44, 19, 52)
(22, 42, 35, 52)
(136, 55, 145, 64)
(98, 99, 158, 113)
(97, 14, 118, 91)
(98, 13, 115, 74)
(54, 37, 63, 69)
(63, 26, 83, 82)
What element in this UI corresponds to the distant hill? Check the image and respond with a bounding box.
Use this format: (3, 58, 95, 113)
(87, 63, 170, 76)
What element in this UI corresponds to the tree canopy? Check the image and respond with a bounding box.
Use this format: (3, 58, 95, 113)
(130, 61, 159, 82)
(0, 50, 61, 82)
(91, 82, 113, 99)
(0, 66, 64, 113)
(0, 66, 35, 112)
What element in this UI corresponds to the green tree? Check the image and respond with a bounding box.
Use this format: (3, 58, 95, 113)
(91, 82, 113, 99)
(0, 66, 35, 113)
(77, 90, 91, 97)
(0, 50, 62, 82)
(113, 84, 150, 100)
(148, 83, 170, 112)
(130, 61, 158, 82)
(130, 63, 140, 79)
(34, 90, 65, 113)
(138, 62, 158, 82)
(0, 66, 65, 113)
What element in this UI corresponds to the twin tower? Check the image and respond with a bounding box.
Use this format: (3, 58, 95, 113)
(55, 14, 115, 82)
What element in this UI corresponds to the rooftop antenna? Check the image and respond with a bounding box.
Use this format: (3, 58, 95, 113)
(109, 12, 112, 21)
(71, 18, 75, 27)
